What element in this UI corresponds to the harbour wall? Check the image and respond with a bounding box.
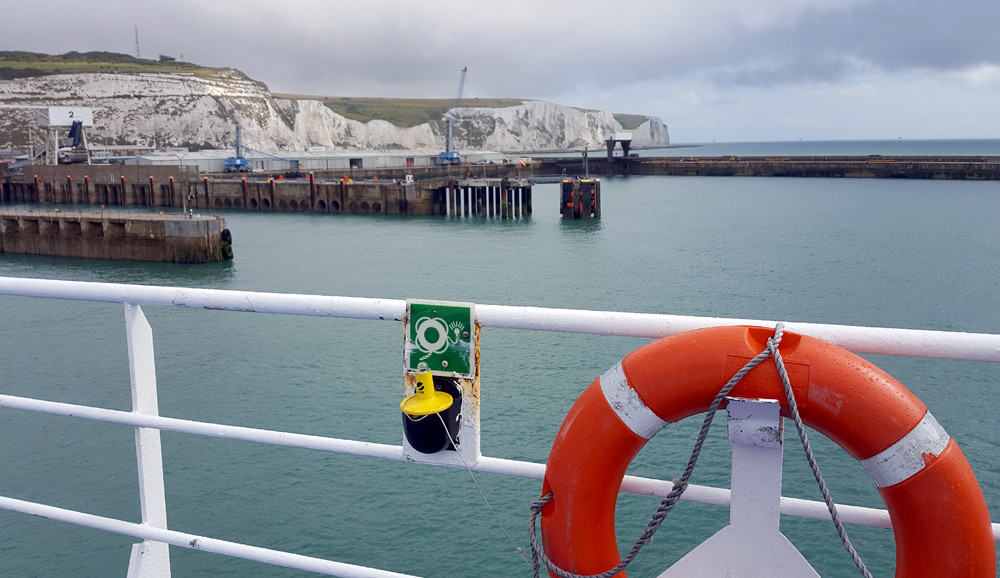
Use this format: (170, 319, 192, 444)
(533, 156, 1000, 179)
(0, 209, 230, 263)
(319, 155, 1000, 181)
(284, 155, 1000, 181)
(1, 165, 533, 217)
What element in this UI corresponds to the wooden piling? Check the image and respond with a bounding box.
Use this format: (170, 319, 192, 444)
(581, 180, 593, 219)
(305, 172, 313, 210)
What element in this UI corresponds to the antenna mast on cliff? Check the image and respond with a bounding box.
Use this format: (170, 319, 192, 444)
(134, 26, 141, 59)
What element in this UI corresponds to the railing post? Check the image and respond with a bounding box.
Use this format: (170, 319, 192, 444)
(661, 398, 819, 576)
(124, 303, 171, 577)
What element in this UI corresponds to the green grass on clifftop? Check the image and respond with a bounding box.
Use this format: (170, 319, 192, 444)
(0, 51, 240, 81)
(307, 96, 525, 127)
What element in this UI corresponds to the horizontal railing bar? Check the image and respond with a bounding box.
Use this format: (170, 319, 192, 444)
(6, 393, 997, 540)
(0, 393, 403, 460)
(0, 276, 998, 361)
(0, 496, 419, 578)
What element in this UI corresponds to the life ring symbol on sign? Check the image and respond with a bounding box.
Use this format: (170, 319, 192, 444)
(537, 325, 995, 578)
(414, 317, 450, 355)
(414, 316, 465, 361)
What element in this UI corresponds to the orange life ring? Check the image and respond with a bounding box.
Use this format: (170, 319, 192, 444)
(540, 325, 995, 577)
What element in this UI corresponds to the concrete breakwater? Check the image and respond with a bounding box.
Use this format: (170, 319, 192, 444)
(274, 155, 1000, 181)
(534, 155, 1000, 179)
(1, 165, 533, 218)
(0, 209, 230, 263)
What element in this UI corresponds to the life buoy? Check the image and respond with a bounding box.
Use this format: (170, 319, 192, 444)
(540, 325, 994, 577)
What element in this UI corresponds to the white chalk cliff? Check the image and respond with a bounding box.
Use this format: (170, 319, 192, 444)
(0, 70, 669, 152)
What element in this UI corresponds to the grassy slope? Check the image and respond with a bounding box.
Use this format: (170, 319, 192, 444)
(300, 96, 526, 128)
(0, 51, 237, 81)
(280, 96, 652, 129)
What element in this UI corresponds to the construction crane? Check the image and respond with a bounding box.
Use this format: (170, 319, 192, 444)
(438, 66, 467, 166)
(224, 125, 249, 172)
(224, 125, 300, 175)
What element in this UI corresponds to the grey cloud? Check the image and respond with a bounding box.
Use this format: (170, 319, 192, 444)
(701, 0, 1000, 88)
(3, 0, 1000, 141)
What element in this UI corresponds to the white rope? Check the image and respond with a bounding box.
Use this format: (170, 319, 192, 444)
(431, 412, 530, 564)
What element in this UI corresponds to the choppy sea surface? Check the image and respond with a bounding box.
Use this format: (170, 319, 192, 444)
(1, 140, 998, 576)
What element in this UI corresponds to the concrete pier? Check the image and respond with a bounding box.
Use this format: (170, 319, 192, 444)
(0, 209, 230, 263)
(1, 166, 534, 219)
(532, 155, 1000, 180)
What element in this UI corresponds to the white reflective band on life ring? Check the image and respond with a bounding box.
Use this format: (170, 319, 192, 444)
(600, 361, 667, 439)
(860, 411, 950, 488)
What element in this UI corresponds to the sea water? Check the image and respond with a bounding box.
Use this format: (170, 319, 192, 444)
(0, 150, 998, 576)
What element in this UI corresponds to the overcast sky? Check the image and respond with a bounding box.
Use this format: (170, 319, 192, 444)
(4, 0, 999, 143)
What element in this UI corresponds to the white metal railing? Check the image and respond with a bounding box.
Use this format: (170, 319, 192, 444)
(0, 276, 997, 578)
(1, 276, 998, 361)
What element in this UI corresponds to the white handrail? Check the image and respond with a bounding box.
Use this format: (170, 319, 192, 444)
(3, 392, 998, 542)
(0, 392, 911, 532)
(0, 276, 998, 361)
(1, 277, 998, 578)
(0, 496, 419, 578)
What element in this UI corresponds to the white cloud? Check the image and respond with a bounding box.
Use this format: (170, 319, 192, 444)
(956, 64, 1000, 88)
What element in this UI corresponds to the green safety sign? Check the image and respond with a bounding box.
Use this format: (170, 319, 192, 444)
(407, 300, 475, 376)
